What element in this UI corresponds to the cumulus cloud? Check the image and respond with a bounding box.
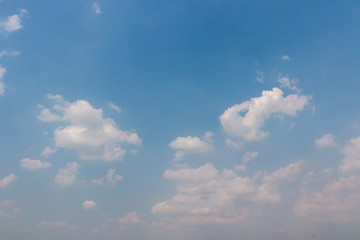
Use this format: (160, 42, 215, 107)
(38, 94, 141, 162)
(0, 173, 16, 188)
(19, 158, 51, 170)
(338, 137, 360, 175)
(92, 169, 123, 186)
(93, 2, 101, 14)
(220, 87, 309, 143)
(256, 70, 264, 83)
(281, 55, 290, 61)
(169, 131, 214, 161)
(235, 152, 258, 171)
(0, 9, 28, 33)
(152, 162, 301, 225)
(41, 146, 57, 158)
(118, 211, 145, 224)
(315, 133, 336, 149)
(54, 162, 79, 187)
(295, 176, 360, 222)
(82, 200, 96, 210)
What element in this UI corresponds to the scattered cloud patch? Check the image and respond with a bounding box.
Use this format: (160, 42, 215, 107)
(118, 211, 145, 224)
(41, 146, 57, 158)
(315, 133, 336, 149)
(108, 101, 121, 113)
(277, 74, 298, 92)
(93, 2, 101, 14)
(82, 200, 96, 210)
(256, 70, 264, 83)
(220, 87, 309, 143)
(0, 50, 20, 58)
(54, 162, 79, 187)
(0, 173, 16, 188)
(19, 158, 51, 170)
(0, 9, 28, 33)
(92, 169, 123, 186)
(0, 66, 5, 96)
(338, 137, 360, 175)
(169, 131, 214, 161)
(281, 55, 291, 61)
(38, 94, 141, 162)
(38, 221, 78, 229)
(235, 152, 258, 171)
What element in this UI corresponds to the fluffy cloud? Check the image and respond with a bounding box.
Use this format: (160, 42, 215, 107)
(0, 173, 16, 188)
(54, 162, 79, 187)
(315, 133, 336, 149)
(338, 137, 360, 175)
(0, 9, 28, 33)
(281, 55, 291, 61)
(38, 94, 141, 162)
(93, 2, 101, 14)
(152, 162, 301, 225)
(169, 131, 214, 161)
(19, 158, 51, 170)
(118, 211, 145, 224)
(220, 87, 309, 142)
(235, 152, 258, 171)
(41, 146, 57, 158)
(82, 200, 96, 210)
(92, 169, 123, 186)
(294, 176, 360, 222)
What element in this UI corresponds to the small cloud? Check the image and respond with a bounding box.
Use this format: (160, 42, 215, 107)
(108, 101, 121, 113)
(0, 65, 5, 96)
(38, 221, 78, 229)
(235, 152, 258, 171)
(281, 55, 291, 61)
(0, 173, 16, 188)
(277, 73, 298, 92)
(19, 158, 51, 170)
(118, 211, 145, 225)
(41, 146, 57, 158)
(256, 71, 264, 83)
(82, 200, 96, 210)
(54, 162, 79, 187)
(0, 9, 28, 33)
(315, 133, 336, 149)
(0, 50, 20, 58)
(92, 169, 123, 186)
(93, 2, 101, 14)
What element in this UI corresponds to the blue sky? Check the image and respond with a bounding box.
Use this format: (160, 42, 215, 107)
(1, 0, 360, 239)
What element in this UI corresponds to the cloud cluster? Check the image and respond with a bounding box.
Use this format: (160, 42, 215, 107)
(92, 169, 123, 186)
(220, 87, 309, 143)
(54, 162, 79, 187)
(152, 162, 301, 225)
(169, 131, 214, 161)
(38, 94, 141, 162)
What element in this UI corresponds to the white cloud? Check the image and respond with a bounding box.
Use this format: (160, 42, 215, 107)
(281, 55, 290, 61)
(41, 146, 57, 158)
(0, 173, 16, 188)
(315, 133, 336, 149)
(277, 74, 298, 92)
(338, 137, 360, 175)
(19, 158, 51, 170)
(152, 162, 301, 225)
(169, 131, 214, 161)
(220, 87, 309, 142)
(93, 2, 101, 14)
(118, 211, 145, 224)
(108, 101, 121, 112)
(38, 94, 141, 162)
(82, 200, 96, 210)
(256, 70, 264, 83)
(294, 176, 360, 222)
(0, 50, 20, 58)
(92, 168, 123, 185)
(0, 9, 28, 33)
(54, 162, 79, 187)
(235, 152, 258, 171)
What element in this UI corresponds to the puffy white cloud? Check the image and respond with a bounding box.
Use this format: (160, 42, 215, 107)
(281, 55, 291, 61)
(93, 2, 101, 14)
(0, 9, 27, 33)
(92, 169, 123, 186)
(0, 173, 16, 188)
(19, 158, 51, 170)
(82, 200, 96, 210)
(256, 70, 264, 83)
(118, 211, 145, 224)
(54, 162, 79, 187)
(38, 94, 141, 162)
(220, 87, 309, 142)
(41, 146, 57, 158)
(315, 133, 336, 149)
(235, 152, 258, 171)
(338, 137, 360, 175)
(152, 162, 301, 225)
(294, 176, 360, 222)
(169, 131, 214, 161)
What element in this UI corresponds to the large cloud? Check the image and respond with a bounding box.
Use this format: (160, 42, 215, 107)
(38, 94, 141, 162)
(152, 162, 301, 225)
(220, 87, 309, 143)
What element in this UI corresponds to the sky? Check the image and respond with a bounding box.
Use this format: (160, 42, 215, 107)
(1, 0, 360, 239)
